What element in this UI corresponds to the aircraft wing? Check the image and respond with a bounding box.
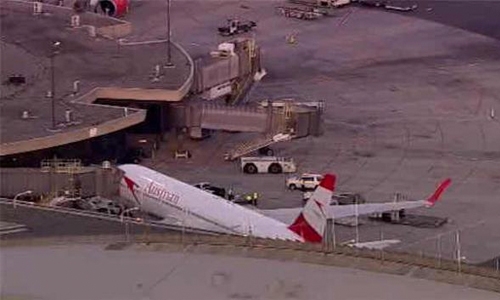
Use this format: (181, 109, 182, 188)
(326, 200, 427, 219)
(327, 178, 451, 219)
(260, 200, 426, 223)
(261, 178, 451, 223)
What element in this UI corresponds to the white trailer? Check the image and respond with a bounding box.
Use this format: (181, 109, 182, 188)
(240, 156, 297, 174)
(202, 81, 232, 100)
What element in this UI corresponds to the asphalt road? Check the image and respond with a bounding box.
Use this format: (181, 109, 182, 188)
(388, 1, 500, 40)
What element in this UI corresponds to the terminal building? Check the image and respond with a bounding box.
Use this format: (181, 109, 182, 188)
(1, 0, 323, 169)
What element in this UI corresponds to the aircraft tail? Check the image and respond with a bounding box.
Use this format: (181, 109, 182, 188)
(288, 174, 335, 243)
(425, 178, 452, 206)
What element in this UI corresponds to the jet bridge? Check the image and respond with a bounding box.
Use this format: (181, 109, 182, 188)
(184, 100, 324, 138)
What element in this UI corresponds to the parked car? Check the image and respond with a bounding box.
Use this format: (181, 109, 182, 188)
(78, 197, 123, 215)
(286, 173, 323, 190)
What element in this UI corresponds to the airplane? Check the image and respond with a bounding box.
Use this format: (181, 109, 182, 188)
(117, 164, 452, 243)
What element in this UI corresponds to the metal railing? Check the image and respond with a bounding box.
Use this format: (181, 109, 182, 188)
(41, 159, 82, 173)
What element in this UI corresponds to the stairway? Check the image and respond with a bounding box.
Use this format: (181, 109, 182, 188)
(224, 132, 293, 161)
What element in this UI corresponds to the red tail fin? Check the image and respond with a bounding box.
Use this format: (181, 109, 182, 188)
(426, 178, 452, 206)
(288, 174, 336, 243)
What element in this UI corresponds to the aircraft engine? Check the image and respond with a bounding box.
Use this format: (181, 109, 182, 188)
(90, 0, 129, 17)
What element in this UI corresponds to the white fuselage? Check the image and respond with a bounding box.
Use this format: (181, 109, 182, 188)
(118, 164, 303, 242)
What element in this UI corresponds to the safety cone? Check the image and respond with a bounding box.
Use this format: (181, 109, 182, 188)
(287, 33, 297, 45)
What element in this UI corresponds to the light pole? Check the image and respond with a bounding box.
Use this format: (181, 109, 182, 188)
(165, 0, 174, 68)
(49, 41, 61, 131)
(13, 190, 33, 208)
(121, 207, 140, 242)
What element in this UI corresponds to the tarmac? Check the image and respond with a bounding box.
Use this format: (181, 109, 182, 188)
(390, 0, 500, 41)
(1, 243, 499, 300)
(132, 0, 500, 265)
(1, 1, 499, 296)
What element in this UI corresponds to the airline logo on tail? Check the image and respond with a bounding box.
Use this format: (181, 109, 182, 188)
(288, 174, 336, 243)
(123, 175, 141, 206)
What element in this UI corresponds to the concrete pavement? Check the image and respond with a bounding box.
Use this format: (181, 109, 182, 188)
(1, 243, 499, 300)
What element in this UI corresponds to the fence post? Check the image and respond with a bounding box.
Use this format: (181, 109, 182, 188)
(323, 218, 333, 253)
(456, 230, 462, 274)
(125, 220, 130, 243)
(437, 234, 442, 268)
(380, 228, 385, 263)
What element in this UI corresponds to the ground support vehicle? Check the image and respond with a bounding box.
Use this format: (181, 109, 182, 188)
(224, 133, 292, 161)
(354, 0, 417, 12)
(232, 193, 259, 206)
(218, 19, 257, 36)
(193, 182, 226, 198)
(240, 156, 297, 174)
(276, 6, 325, 20)
(194, 183, 259, 206)
(289, 0, 351, 8)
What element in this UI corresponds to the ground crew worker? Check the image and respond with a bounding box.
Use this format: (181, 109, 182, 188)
(227, 187, 234, 201)
(252, 192, 258, 206)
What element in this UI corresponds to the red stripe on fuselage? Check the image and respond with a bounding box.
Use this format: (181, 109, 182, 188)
(288, 213, 322, 243)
